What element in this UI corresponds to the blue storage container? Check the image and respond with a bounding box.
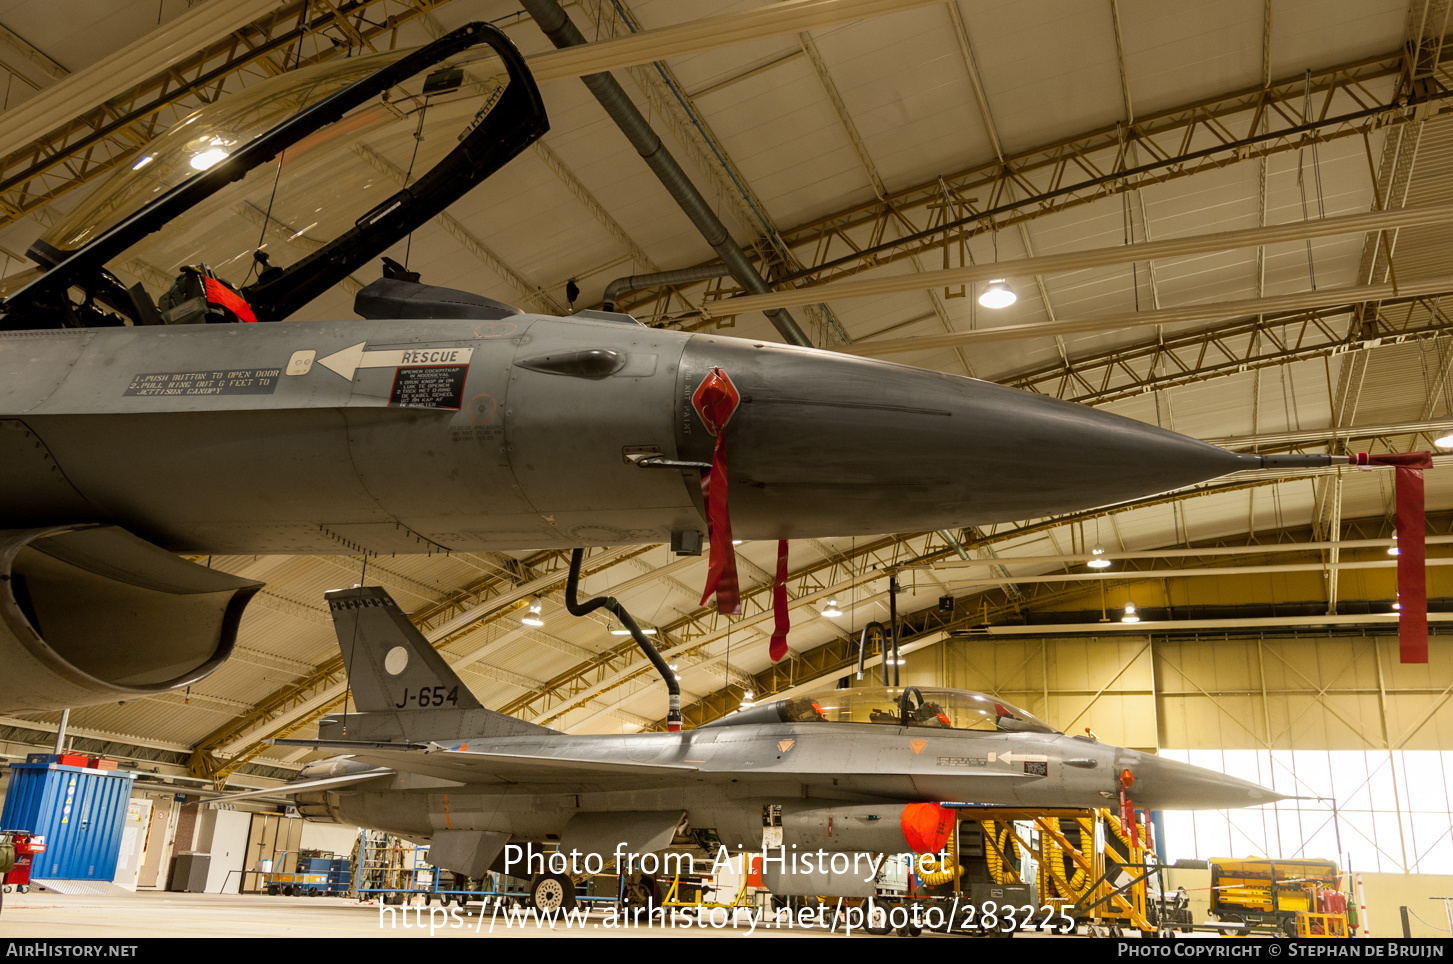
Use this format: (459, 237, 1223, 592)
(1, 763, 137, 881)
(328, 856, 351, 893)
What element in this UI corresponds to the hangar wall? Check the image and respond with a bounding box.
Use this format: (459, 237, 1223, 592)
(931, 633, 1449, 751)
(912, 633, 1452, 873)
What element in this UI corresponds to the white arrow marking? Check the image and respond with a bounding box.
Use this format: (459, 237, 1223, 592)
(316, 343, 474, 380)
(318, 343, 366, 379)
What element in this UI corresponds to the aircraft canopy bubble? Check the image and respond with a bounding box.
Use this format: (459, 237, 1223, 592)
(38, 43, 512, 307)
(781, 686, 1059, 733)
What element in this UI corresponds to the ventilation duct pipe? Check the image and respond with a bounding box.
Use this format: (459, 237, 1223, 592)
(603, 264, 731, 311)
(521, 0, 812, 347)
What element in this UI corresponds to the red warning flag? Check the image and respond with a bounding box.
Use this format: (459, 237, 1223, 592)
(1356, 451, 1433, 663)
(692, 368, 741, 614)
(769, 539, 790, 661)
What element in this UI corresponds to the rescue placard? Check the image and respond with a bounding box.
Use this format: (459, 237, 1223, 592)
(396, 348, 471, 365)
(388, 365, 468, 409)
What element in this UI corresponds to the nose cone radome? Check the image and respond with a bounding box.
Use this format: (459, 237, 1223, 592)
(676, 338, 1251, 540)
(1120, 751, 1287, 810)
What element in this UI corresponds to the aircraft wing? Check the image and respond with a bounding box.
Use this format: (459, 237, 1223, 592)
(271, 739, 699, 786)
(211, 768, 397, 804)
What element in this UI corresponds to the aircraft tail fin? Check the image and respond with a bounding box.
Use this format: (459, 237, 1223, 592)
(325, 586, 485, 713)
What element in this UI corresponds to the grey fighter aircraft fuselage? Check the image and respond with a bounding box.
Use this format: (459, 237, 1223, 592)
(257, 586, 1284, 900)
(2, 309, 1258, 555)
(303, 716, 1277, 843)
(0, 299, 1321, 714)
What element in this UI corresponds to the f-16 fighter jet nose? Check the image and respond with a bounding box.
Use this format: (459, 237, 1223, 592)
(1116, 750, 1288, 810)
(675, 336, 1249, 541)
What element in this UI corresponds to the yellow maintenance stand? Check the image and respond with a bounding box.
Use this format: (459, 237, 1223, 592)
(929, 807, 1161, 937)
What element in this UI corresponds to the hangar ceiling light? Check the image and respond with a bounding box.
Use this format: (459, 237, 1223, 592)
(977, 279, 1016, 309)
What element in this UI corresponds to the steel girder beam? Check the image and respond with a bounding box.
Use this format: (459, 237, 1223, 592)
(657, 511, 1453, 730)
(1002, 294, 1453, 406)
(611, 44, 1453, 325)
(573, 0, 848, 346)
(766, 47, 1453, 290)
(0, 0, 442, 229)
(1313, 4, 1441, 610)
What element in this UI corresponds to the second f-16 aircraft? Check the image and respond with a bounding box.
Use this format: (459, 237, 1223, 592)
(0, 23, 1339, 713)
(233, 582, 1287, 908)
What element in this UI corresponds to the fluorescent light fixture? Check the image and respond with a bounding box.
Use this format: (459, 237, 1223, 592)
(1435, 433, 1453, 448)
(978, 279, 1016, 309)
(1121, 601, 1140, 624)
(822, 599, 842, 617)
(131, 155, 153, 170)
(1087, 545, 1112, 569)
(611, 628, 657, 635)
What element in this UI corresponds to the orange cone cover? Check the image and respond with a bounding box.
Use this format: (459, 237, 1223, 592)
(900, 802, 954, 854)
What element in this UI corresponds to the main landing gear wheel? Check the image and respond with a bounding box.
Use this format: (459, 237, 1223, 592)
(529, 873, 575, 912)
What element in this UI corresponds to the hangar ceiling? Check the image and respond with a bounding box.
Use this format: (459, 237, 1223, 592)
(0, 0, 1449, 789)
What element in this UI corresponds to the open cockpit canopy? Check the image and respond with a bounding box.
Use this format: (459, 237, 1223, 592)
(1, 21, 546, 330)
(704, 686, 1059, 734)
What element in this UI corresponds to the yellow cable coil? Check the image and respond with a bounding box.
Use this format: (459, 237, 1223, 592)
(1044, 828, 1088, 900)
(919, 820, 963, 887)
(1101, 811, 1134, 848)
(982, 820, 1020, 885)
(1037, 836, 1055, 899)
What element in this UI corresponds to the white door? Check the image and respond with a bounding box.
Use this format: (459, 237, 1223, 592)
(112, 799, 152, 891)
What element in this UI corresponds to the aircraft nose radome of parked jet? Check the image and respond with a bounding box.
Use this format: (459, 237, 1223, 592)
(1112, 750, 1288, 811)
(674, 335, 1254, 539)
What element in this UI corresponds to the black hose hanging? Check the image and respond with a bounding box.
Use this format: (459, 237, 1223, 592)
(565, 548, 681, 731)
(889, 574, 901, 687)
